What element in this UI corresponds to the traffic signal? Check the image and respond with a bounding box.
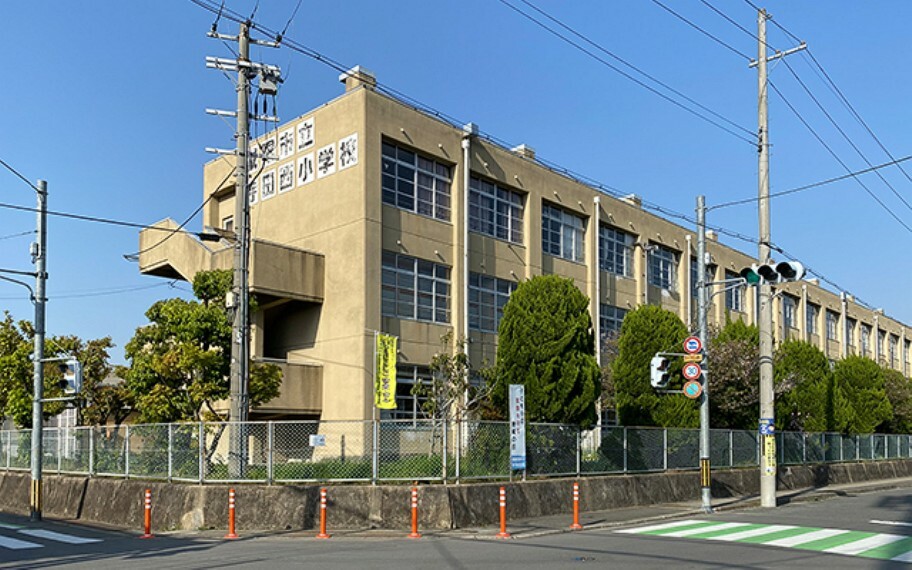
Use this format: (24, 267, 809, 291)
(650, 355, 670, 388)
(739, 261, 805, 285)
(58, 359, 83, 394)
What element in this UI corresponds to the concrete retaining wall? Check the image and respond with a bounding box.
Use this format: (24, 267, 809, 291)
(3, 460, 910, 531)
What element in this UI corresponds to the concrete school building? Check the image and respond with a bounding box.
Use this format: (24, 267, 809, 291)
(138, 66, 912, 423)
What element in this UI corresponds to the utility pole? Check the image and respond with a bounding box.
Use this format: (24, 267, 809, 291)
(752, 8, 805, 508)
(696, 195, 711, 513)
(206, 20, 281, 478)
(30, 179, 48, 522)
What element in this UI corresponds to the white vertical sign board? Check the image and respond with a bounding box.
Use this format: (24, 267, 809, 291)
(509, 384, 526, 471)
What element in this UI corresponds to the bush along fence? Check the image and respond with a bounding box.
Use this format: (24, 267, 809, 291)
(0, 420, 910, 484)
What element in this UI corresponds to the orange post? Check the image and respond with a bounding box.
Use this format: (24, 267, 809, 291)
(570, 481, 583, 530)
(140, 489, 153, 539)
(316, 487, 331, 539)
(225, 488, 239, 539)
(408, 487, 421, 539)
(496, 486, 511, 539)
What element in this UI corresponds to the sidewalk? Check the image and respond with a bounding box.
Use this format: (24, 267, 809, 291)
(445, 475, 912, 540)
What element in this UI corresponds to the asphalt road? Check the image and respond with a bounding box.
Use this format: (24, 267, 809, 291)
(5, 486, 912, 569)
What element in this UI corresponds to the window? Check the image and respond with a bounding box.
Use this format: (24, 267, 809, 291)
(598, 225, 634, 277)
(648, 245, 678, 291)
(221, 216, 234, 233)
(782, 295, 798, 330)
(382, 365, 432, 421)
(382, 142, 452, 220)
(878, 331, 886, 359)
(381, 251, 450, 324)
(861, 325, 871, 356)
(724, 270, 744, 312)
(806, 303, 820, 336)
(542, 203, 585, 262)
(906, 340, 910, 367)
(599, 304, 628, 341)
(469, 273, 517, 333)
(826, 311, 839, 341)
(846, 318, 856, 349)
(469, 177, 524, 243)
(691, 258, 715, 298)
(890, 335, 898, 367)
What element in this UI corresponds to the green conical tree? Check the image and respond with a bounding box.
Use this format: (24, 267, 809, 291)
(774, 339, 848, 432)
(612, 305, 695, 427)
(492, 275, 601, 428)
(834, 355, 892, 434)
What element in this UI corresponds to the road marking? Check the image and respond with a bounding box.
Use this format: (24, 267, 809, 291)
(0, 535, 42, 550)
(18, 529, 102, 545)
(0, 523, 23, 530)
(617, 520, 912, 564)
(871, 520, 912, 528)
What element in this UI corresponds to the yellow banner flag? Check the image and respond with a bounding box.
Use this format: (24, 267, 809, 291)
(375, 333, 398, 409)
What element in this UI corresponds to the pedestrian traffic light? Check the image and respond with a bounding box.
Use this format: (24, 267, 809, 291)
(650, 355, 670, 388)
(58, 359, 83, 394)
(739, 261, 805, 285)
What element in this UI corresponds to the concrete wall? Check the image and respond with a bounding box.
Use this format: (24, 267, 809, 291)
(4, 460, 912, 532)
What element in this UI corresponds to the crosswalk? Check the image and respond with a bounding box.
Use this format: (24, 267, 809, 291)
(617, 519, 912, 563)
(0, 522, 101, 550)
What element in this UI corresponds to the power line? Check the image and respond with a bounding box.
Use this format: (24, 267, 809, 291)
(768, 81, 912, 235)
(496, 0, 757, 144)
(700, 0, 761, 44)
(0, 201, 204, 234)
(0, 230, 35, 241)
(0, 281, 179, 301)
(711, 151, 912, 210)
(0, 157, 41, 194)
(649, 0, 752, 60)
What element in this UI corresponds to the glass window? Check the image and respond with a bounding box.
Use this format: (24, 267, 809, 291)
(542, 203, 585, 263)
(381, 365, 432, 421)
(598, 225, 634, 277)
(381, 250, 450, 324)
(648, 245, 678, 291)
(846, 318, 856, 349)
(382, 142, 452, 221)
(861, 325, 871, 357)
(826, 311, 839, 341)
(469, 273, 517, 333)
(782, 295, 798, 330)
(878, 331, 886, 358)
(469, 177, 524, 243)
(890, 335, 898, 367)
(599, 304, 628, 341)
(221, 216, 234, 233)
(724, 270, 744, 313)
(806, 303, 820, 336)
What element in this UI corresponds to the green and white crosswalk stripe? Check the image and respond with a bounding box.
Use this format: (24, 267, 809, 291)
(617, 519, 912, 563)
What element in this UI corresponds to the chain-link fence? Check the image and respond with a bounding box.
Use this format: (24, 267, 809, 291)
(3, 421, 911, 483)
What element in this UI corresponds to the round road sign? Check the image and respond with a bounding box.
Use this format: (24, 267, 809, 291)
(682, 362, 702, 380)
(683, 336, 703, 354)
(682, 380, 703, 399)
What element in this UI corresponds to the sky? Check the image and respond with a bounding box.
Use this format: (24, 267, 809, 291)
(2, 1, 911, 364)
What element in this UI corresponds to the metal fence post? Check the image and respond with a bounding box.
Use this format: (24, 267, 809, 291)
(372, 419, 379, 485)
(167, 423, 173, 482)
(198, 422, 204, 484)
(455, 419, 462, 484)
(267, 421, 274, 485)
(623, 427, 628, 473)
(576, 430, 581, 478)
(6, 431, 11, 470)
(840, 434, 844, 462)
(56, 427, 62, 474)
(802, 432, 807, 464)
(124, 424, 131, 479)
(663, 428, 668, 471)
(728, 430, 733, 468)
(872, 435, 876, 460)
(442, 420, 448, 484)
(88, 427, 94, 476)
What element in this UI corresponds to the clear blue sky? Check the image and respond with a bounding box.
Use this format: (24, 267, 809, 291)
(2, 1, 911, 364)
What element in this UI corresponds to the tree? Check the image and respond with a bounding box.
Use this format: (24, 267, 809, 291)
(834, 356, 892, 434)
(612, 305, 696, 428)
(412, 333, 493, 423)
(774, 339, 847, 432)
(491, 275, 601, 428)
(122, 270, 281, 423)
(706, 320, 759, 430)
(880, 368, 912, 434)
(0, 312, 113, 427)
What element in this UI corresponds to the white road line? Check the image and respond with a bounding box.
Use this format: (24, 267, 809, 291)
(871, 520, 912, 528)
(18, 529, 102, 545)
(0, 523, 23, 530)
(825, 533, 906, 555)
(664, 522, 749, 537)
(765, 528, 848, 548)
(615, 519, 704, 534)
(0, 535, 42, 550)
(891, 549, 912, 563)
(708, 524, 796, 542)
